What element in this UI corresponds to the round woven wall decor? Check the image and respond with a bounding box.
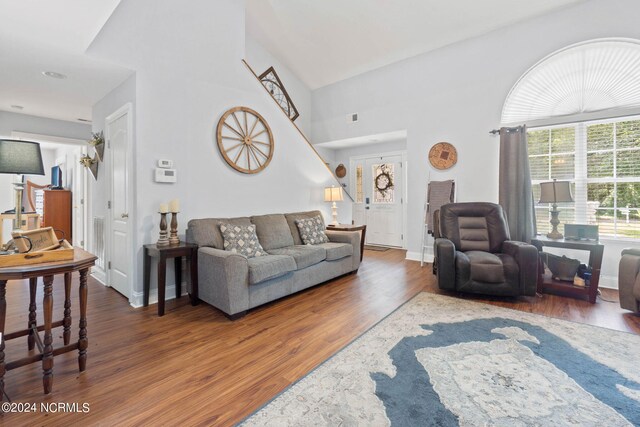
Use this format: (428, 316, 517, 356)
(428, 142, 458, 170)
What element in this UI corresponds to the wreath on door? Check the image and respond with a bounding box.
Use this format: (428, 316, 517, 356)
(374, 164, 394, 197)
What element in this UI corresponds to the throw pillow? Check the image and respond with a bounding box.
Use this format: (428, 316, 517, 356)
(295, 215, 329, 245)
(219, 223, 265, 258)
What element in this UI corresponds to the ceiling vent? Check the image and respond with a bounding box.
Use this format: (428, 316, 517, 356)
(346, 113, 358, 124)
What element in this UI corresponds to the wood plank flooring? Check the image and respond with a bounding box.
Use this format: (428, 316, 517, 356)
(1, 248, 638, 426)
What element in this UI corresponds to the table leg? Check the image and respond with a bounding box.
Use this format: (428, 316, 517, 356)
(189, 248, 199, 306)
(42, 275, 54, 394)
(0, 280, 6, 401)
(143, 247, 151, 307)
(63, 272, 72, 346)
(158, 255, 166, 316)
(174, 256, 182, 299)
(359, 227, 366, 262)
(78, 268, 88, 372)
(28, 277, 37, 350)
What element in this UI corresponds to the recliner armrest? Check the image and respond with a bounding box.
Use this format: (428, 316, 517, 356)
(435, 238, 456, 291)
(622, 248, 640, 258)
(502, 240, 538, 296)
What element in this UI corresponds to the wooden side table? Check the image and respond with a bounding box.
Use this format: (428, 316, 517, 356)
(0, 248, 97, 397)
(531, 236, 604, 304)
(143, 242, 198, 316)
(326, 224, 366, 262)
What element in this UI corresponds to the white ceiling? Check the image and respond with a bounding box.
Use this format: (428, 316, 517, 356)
(315, 130, 407, 150)
(246, 0, 585, 90)
(0, 0, 132, 123)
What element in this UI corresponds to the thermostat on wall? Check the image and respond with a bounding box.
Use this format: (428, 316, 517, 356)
(155, 168, 177, 183)
(158, 159, 173, 168)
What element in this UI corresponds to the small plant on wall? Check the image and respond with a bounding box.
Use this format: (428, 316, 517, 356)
(88, 131, 105, 162)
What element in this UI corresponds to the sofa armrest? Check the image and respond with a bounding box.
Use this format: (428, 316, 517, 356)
(325, 230, 361, 270)
(502, 240, 538, 296)
(198, 247, 249, 316)
(435, 238, 456, 291)
(622, 248, 640, 258)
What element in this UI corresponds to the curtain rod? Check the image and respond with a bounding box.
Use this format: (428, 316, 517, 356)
(489, 126, 523, 135)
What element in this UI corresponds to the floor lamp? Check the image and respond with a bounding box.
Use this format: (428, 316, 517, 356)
(539, 179, 573, 240)
(0, 139, 45, 232)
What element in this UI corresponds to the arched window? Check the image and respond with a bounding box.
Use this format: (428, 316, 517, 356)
(503, 39, 640, 240)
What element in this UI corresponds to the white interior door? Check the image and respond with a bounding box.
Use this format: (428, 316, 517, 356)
(351, 154, 404, 247)
(72, 150, 86, 248)
(107, 106, 131, 298)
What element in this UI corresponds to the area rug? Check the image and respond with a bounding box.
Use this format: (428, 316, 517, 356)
(240, 293, 640, 426)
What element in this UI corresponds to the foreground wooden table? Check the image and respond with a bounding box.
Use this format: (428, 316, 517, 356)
(0, 248, 97, 398)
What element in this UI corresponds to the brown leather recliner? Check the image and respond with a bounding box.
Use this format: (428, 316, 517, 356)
(434, 202, 538, 296)
(619, 248, 640, 313)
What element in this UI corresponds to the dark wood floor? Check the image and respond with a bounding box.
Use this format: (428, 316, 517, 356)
(2, 248, 638, 426)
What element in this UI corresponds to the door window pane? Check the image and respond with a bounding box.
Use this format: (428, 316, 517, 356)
(372, 163, 394, 204)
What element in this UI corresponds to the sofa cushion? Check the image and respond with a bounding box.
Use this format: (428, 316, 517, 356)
(466, 251, 505, 283)
(295, 216, 329, 245)
(250, 214, 294, 250)
(219, 223, 266, 258)
(285, 211, 324, 245)
(188, 217, 252, 249)
(248, 255, 296, 285)
(318, 242, 352, 261)
(267, 245, 326, 269)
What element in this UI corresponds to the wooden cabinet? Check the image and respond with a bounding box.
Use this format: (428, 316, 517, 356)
(43, 190, 72, 243)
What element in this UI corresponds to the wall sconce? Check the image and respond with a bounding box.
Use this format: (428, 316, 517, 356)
(79, 154, 99, 180)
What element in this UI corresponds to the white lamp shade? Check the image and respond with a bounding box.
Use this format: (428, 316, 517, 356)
(324, 186, 344, 202)
(539, 180, 574, 203)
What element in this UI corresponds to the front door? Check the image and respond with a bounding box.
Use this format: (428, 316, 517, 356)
(107, 106, 131, 298)
(351, 154, 404, 247)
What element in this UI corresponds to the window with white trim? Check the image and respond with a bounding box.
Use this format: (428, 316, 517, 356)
(529, 117, 640, 239)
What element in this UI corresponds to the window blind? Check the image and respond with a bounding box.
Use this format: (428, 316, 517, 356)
(528, 117, 640, 239)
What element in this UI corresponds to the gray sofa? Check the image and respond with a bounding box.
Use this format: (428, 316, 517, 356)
(186, 210, 360, 319)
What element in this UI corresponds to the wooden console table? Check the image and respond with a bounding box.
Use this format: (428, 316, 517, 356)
(531, 237, 604, 304)
(143, 243, 199, 316)
(0, 248, 97, 398)
(326, 224, 366, 262)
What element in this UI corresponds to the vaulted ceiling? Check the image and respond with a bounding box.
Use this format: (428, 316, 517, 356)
(246, 0, 585, 90)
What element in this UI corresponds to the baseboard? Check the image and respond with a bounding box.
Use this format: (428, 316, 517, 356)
(91, 268, 106, 286)
(598, 275, 618, 290)
(130, 282, 188, 308)
(406, 251, 433, 263)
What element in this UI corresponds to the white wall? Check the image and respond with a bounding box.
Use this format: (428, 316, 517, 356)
(310, 0, 640, 288)
(88, 0, 350, 306)
(245, 36, 312, 137)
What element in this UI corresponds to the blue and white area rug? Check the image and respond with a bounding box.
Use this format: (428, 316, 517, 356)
(241, 293, 640, 426)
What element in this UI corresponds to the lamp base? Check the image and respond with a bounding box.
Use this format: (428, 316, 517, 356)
(331, 202, 339, 226)
(547, 204, 564, 240)
(13, 181, 25, 232)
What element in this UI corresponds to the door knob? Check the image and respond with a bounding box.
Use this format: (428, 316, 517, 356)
(121, 213, 129, 218)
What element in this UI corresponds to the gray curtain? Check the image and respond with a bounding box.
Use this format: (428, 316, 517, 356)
(498, 125, 536, 242)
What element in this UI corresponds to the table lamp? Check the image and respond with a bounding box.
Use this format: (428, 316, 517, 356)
(0, 139, 45, 231)
(324, 186, 344, 226)
(539, 179, 573, 240)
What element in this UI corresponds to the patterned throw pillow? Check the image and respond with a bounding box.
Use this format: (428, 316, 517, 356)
(219, 223, 265, 258)
(295, 215, 329, 245)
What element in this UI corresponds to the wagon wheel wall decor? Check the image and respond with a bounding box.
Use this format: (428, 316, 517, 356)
(216, 106, 274, 174)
